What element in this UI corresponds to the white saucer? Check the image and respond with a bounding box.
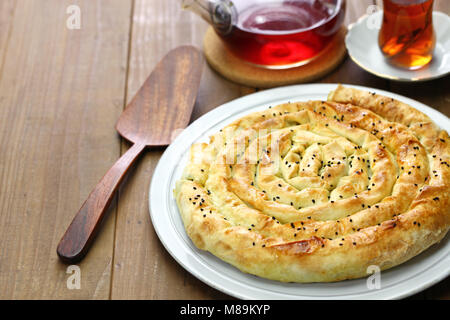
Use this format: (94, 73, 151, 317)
(345, 11, 450, 82)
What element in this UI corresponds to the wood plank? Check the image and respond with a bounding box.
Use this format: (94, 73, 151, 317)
(400, 0, 450, 300)
(425, 277, 450, 300)
(372, 0, 448, 300)
(388, 77, 450, 117)
(0, 0, 132, 299)
(0, 0, 445, 300)
(387, 0, 450, 120)
(110, 0, 251, 299)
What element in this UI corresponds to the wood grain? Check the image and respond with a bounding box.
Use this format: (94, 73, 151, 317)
(0, 0, 132, 299)
(0, 1, 16, 74)
(0, 0, 447, 300)
(320, 0, 388, 89)
(110, 0, 243, 300)
(57, 141, 146, 264)
(387, 0, 450, 300)
(375, 0, 449, 13)
(110, 0, 446, 300)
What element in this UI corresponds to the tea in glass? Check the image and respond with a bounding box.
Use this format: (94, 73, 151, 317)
(378, 0, 435, 70)
(222, 0, 346, 68)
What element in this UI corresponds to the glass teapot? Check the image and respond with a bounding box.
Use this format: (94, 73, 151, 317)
(182, 0, 346, 69)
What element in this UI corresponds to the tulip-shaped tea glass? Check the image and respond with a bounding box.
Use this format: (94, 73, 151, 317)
(183, 0, 346, 69)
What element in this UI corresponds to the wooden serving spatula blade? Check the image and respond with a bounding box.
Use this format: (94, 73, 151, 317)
(117, 46, 203, 146)
(57, 46, 203, 263)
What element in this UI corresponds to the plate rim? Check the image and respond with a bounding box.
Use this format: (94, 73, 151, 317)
(345, 11, 450, 82)
(149, 83, 450, 300)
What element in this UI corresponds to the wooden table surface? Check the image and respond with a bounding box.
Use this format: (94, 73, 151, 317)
(0, 0, 448, 300)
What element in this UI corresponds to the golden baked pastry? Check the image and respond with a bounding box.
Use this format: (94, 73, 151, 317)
(174, 85, 450, 282)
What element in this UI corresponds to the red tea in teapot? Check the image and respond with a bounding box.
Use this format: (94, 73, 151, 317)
(219, 0, 345, 68)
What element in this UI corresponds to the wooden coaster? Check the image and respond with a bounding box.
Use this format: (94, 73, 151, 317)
(203, 26, 347, 88)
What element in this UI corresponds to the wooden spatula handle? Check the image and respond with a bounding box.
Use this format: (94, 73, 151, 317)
(57, 142, 146, 263)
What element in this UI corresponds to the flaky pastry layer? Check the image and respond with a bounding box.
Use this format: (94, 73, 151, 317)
(174, 85, 450, 282)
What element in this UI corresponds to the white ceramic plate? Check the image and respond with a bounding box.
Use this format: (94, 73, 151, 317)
(345, 11, 450, 82)
(149, 84, 450, 300)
